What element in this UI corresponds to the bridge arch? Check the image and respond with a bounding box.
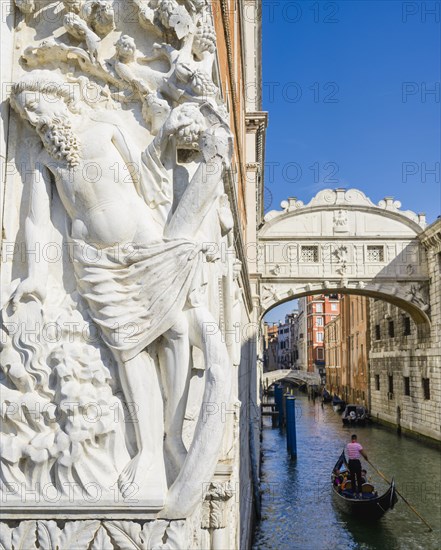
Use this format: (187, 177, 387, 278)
(257, 188, 431, 334)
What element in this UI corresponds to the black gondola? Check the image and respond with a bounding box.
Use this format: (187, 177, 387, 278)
(331, 452, 398, 519)
(342, 404, 369, 426)
(322, 388, 332, 403)
(332, 394, 346, 412)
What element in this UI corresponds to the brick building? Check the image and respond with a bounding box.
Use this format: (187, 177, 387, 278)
(306, 294, 340, 378)
(325, 296, 370, 406)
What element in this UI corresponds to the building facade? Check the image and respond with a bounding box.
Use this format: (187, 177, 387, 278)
(369, 219, 441, 442)
(325, 296, 370, 406)
(263, 323, 279, 372)
(324, 314, 342, 389)
(294, 298, 308, 370)
(306, 294, 340, 377)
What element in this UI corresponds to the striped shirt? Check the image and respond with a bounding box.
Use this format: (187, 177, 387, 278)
(347, 442, 363, 460)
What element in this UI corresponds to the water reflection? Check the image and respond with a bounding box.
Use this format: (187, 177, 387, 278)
(253, 390, 441, 550)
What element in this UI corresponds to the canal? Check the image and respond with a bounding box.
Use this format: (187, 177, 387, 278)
(253, 390, 441, 550)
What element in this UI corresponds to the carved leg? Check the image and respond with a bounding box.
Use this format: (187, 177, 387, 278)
(117, 350, 167, 504)
(159, 306, 231, 519)
(159, 313, 191, 485)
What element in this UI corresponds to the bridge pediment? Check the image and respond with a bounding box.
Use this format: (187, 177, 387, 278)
(257, 189, 431, 327)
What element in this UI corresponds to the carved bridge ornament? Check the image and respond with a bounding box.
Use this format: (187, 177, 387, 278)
(1, 0, 240, 542)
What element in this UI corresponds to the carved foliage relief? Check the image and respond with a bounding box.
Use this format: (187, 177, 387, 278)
(2, 0, 236, 522)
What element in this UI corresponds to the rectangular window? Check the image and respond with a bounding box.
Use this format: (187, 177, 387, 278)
(331, 303, 338, 311)
(301, 245, 319, 263)
(388, 320, 394, 338)
(316, 317, 324, 326)
(404, 317, 411, 336)
(317, 348, 324, 360)
(375, 374, 380, 390)
(367, 245, 384, 262)
(422, 378, 430, 400)
(316, 303, 323, 313)
(316, 332, 324, 343)
(404, 377, 410, 396)
(388, 375, 393, 394)
(375, 324, 381, 340)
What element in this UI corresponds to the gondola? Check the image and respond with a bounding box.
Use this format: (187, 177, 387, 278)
(322, 388, 332, 403)
(342, 404, 369, 425)
(332, 394, 345, 412)
(331, 452, 398, 519)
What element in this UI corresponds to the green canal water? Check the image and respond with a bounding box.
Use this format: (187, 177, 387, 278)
(253, 391, 441, 550)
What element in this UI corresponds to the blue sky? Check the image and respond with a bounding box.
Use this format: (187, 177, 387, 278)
(262, 0, 441, 324)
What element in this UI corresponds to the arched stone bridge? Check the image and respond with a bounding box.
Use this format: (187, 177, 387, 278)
(263, 369, 321, 388)
(256, 188, 431, 331)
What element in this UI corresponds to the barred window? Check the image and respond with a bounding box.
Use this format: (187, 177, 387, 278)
(367, 245, 384, 262)
(422, 378, 430, 400)
(388, 320, 395, 338)
(375, 324, 381, 340)
(375, 374, 380, 390)
(404, 377, 410, 396)
(301, 246, 319, 263)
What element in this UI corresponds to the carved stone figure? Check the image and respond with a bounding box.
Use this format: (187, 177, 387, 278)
(405, 283, 430, 312)
(9, 69, 233, 517)
(333, 209, 349, 232)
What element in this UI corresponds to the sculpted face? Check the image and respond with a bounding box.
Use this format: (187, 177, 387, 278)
(115, 35, 136, 60)
(14, 89, 81, 167)
(15, 90, 70, 127)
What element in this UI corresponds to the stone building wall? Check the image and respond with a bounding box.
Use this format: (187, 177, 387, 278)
(369, 219, 441, 442)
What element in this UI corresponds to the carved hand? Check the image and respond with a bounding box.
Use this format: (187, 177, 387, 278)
(11, 278, 47, 310)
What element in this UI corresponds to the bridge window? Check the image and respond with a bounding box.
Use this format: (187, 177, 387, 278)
(422, 378, 430, 400)
(375, 324, 381, 340)
(301, 245, 319, 263)
(404, 376, 410, 396)
(375, 374, 380, 390)
(367, 245, 384, 262)
(403, 316, 411, 336)
(388, 320, 395, 338)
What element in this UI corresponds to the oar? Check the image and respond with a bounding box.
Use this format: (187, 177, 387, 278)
(366, 459, 433, 532)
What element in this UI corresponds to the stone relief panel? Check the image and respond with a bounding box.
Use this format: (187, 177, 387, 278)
(1, 0, 238, 525)
(0, 519, 190, 550)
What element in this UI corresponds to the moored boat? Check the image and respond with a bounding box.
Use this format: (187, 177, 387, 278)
(332, 452, 398, 519)
(332, 394, 346, 412)
(322, 388, 332, 403)
(342, 404, 369, 425)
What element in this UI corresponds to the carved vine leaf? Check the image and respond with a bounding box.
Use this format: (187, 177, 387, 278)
(103, 521, 144, 550)
(37, 520, 61, 550)
(11, 520, 38, 550)
(58, 520, 100, 550)
(141, 519, 168, 549)
(0, 523, 12, 550)
(91, 526, 114, 550)
(162, 520, 187, 550)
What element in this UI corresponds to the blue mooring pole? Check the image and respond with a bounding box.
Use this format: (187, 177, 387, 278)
(274, 384, 284, 427)
(286, 396, 297, 459)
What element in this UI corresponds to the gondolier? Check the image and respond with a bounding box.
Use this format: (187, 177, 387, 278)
(346, 434, 368, 497)
(331, 451, 397, 519)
